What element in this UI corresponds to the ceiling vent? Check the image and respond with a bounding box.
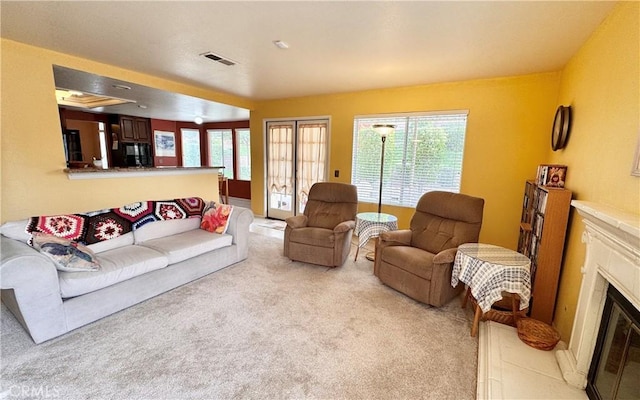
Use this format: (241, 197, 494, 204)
(201, 52, 236, 66)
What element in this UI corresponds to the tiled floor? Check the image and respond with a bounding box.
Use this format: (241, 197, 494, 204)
(478, 321, 587, 399)
(250, 217, 285, 239)
(249, 216, 587, 400)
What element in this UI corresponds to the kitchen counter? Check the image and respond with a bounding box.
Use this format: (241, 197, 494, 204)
(64, 166, 224, 180)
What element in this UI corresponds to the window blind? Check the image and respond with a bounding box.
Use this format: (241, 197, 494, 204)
(351, 111, 468, 208)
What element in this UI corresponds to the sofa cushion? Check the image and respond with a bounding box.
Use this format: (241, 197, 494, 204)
(380, 245, 435, 281)
(288, 227, 335, 249)
(86, 232, 134, 254)
(58, 245, 168, 298)
(0, 219, 31, 243)
(133, 217, 202, 244)
(32, 233, 101, 272)
(138, 229, 233, 264)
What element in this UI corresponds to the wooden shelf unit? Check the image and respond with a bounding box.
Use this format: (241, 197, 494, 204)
(517, 180, 572, 325)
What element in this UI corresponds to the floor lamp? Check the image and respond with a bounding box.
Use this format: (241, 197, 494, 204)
(372, 124, 395, 214)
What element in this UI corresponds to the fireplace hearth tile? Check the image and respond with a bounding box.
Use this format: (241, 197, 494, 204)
(478, 321, 587, 400)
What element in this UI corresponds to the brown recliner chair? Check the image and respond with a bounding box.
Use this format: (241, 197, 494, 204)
(284, 182, 358, 267)
(374, 191, 484, 307)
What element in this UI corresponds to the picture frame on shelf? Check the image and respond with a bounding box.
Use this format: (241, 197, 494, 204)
(536, 164, 567, 188)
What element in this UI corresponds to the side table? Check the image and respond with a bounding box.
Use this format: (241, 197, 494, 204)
(451, 243, 532, 337)
(354, 212, 398, 261)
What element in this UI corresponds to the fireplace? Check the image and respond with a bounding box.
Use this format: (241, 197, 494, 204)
(556, 201, 640, 391)
(586, 284, 640, 399)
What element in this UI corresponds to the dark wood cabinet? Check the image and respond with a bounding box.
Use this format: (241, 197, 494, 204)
(517, 180, 572, 324)
(134, 118, 150, 141)
(112, 115, 151, 143)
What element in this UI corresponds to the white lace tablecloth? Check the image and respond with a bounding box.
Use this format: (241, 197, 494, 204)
(451, 243, 531, 313)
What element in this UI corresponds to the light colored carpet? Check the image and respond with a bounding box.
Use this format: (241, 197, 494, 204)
(1, 233, 478, 400)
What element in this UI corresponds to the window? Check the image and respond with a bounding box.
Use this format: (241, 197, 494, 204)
(98, 122, 109, 168)
(181, 128, 201, 167)
(351, 111, 468, 208)
(207, 129, 234, 178)
(236, 128, 251, 181)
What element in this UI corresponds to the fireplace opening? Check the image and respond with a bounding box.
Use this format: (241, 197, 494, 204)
(586, 285, 640, 400)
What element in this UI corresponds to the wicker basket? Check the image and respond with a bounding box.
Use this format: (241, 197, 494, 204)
(516, 318, 560, 351)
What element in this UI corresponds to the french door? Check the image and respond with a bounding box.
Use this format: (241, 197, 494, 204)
(266, 119, 329, 220)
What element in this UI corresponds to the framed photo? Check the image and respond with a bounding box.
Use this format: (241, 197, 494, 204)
(632, 131, 640, 177)
(536, 164, 567, 188)
(154, 130, 176, 157)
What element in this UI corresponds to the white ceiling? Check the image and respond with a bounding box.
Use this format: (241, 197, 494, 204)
(1, 1, 617, 121)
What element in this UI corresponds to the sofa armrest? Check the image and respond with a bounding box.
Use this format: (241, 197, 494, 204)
(379, 229, 412, 246)
(433, 247, 459, 264)
(1, 236, 67, 343)
(334, 220, 355, 233)
(429, 247, 464, 307)
(285, 215, 308, 229)
(224, 206, 254, 261)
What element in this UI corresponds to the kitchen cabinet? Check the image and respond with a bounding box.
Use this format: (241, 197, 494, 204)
(111, 115, 150, 143)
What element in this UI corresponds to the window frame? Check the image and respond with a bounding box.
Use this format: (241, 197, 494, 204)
(206, 128, 235, 179)
(235, 128, 251, 181)
(180, 127, 202, 167)
(351, 110, 469, 208)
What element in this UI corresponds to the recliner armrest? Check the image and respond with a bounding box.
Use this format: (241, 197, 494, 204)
(285, 215, 308, 229)
(379, 229, 412, 246)
(433, 247, 459, 264)
(333, 220, 355, 233)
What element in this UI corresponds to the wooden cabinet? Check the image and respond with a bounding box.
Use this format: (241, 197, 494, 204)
(517, 180, 572, 325)
(112, 115, 150, 143)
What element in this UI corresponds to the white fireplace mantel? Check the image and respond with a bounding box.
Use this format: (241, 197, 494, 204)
(555, 200, 640, 389)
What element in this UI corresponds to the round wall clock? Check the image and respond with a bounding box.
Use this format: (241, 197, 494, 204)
(551, 105, 571, 151)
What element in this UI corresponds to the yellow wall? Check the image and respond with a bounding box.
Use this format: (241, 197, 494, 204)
(550, 2, 640, 341)
(0, 39, 255, 221)
(251, 73, 561, 249)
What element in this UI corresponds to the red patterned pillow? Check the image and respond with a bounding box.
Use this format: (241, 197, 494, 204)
(200, 204, 234, 234)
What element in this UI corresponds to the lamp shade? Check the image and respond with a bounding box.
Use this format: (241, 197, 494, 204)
(373, 124, 395, 137)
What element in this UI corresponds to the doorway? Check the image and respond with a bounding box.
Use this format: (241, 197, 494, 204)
(266, 119, 329, 220)
(64, 120, 110, 168)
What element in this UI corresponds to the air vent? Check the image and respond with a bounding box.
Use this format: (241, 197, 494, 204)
(201, 52, 236, 66)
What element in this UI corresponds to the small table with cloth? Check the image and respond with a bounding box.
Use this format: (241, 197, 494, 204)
(451, 243, 531, 337)
(354, 212, 398, 261)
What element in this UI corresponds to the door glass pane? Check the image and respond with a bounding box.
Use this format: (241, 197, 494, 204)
(267, 123, 294, 215)
(296, 121, 327, 213)
(181, 128, 201, 167)
(236, 128, 251, 181)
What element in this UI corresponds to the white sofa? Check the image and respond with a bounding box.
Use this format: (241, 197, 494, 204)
(0, 203, 253, 344)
